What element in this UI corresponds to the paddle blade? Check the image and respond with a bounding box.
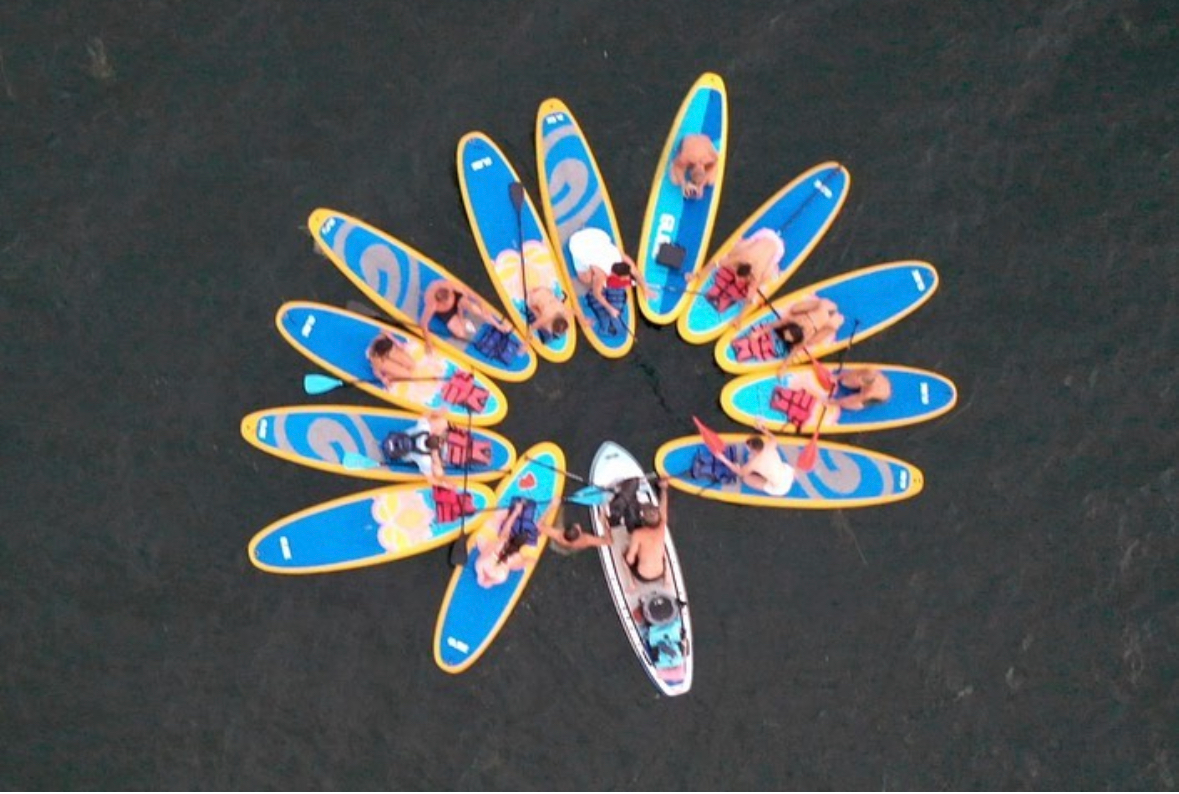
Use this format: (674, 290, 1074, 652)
(796, 438, 819, 472)
(508, 181, 526, 211)
(341, 452, 381, 470)
(565, 485, 610, 507)
(448, 533, 470, 567)
(806, 351, 836, 392)
(692, 415, 726, 456)
(303, 373, 344, 395)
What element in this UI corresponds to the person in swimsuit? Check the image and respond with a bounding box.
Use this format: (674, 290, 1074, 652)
(474, 499, 537, 588)
(366, 331, 417, 389)
(690, 229, 785, 322)
(537, 519, 612, 552)
(419, 280, 510, 351)
(828, 366, 892, 410)
(568, 228, 648, 319)
(762, 294, 844, 375)
(714, 420, 795, 496)
(669, 133, 719, 200)
(609, 477, 670, 584)
(525, 286, 572, 340)
(382, 408, 449, 486)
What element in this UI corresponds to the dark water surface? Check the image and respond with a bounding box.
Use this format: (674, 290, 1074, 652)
(2, 0, 1176, 789)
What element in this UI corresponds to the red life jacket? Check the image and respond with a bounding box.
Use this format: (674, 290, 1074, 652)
(729, 329, 779, 362)
(606, 274, 632, 289)
(444, 427, 492, 466)
(705, 266, 750, 312)
(441, 371, 489, 412)
(432, 485, 476, 523)
(770, 387, 816, 429)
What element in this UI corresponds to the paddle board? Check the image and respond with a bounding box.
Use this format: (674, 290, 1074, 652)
(719, 365, 958, 434)
(457, 132, 577, 364)
(655, 433, 924, 509)
(589, 441, 693, 697)
(240, 405, 516, 482)
(434, 442, 566, 674)
(636, 72, 728, 325)
(248, 482, 495, 575)
(535, 98, 636, 359)
(714, 261, 940, 375)
(275, 301, 508, 426)
(677, 161, 851, 345)
(308, 208, 537, 382)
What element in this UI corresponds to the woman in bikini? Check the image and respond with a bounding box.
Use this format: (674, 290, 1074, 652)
(366, 331, 417, 389)
(419, 280, 510, 352)
(475, 500, 536, 588)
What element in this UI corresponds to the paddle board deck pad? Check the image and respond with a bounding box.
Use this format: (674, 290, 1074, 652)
(276, 301, 508, 426)
(240, 405, 516, 482)
(655, 434, 924, 509)
(720, 365, 958, 434)
(589, 441, 693, 697)
(434, 442, 566, 674)
(248, 482, 496, 575)
(536, 98, 636, 359)
(677, 162, 850, 345)
(308, 208, 537, 382)
(636, 72, 728, 326)
(457, 132, 577, 364)
(714, 261, 940, 374)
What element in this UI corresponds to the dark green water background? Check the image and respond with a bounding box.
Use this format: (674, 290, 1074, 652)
(2, 0, 1175, 789)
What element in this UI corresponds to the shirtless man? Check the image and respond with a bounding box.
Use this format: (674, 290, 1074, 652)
(419, 280, 511, 351)
(366, 331, 417, 389)
(669, 133, 719, 200)
(691, 229, 785, 321)
(829, 366, 892, 410)
(715, 421, 795, 496)
(611, 477, 670, 584)
(525, 286, 572, 340)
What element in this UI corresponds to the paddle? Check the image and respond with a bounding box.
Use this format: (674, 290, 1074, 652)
(303, 372, 448, 396)
(509, 181, 530, 342)
(448, 409, 476, 567)
(692, 415, 726, 457)
(796, 319, 860, 472)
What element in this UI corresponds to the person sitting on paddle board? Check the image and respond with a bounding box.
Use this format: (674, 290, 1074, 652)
(419, 280, 511, 351)
(568, 228, 649, 319)
(827, 366, 892, 410)
(605, 477, 670, 584)
(381, 408, 449, 485)
(475, 498, 541, 588)
(691, 229, 785, 322)
(366, 331, 417, 388)
(713, 420, 795, 497)
(525, 286, 572, 340)
(669, 133, 719, 200)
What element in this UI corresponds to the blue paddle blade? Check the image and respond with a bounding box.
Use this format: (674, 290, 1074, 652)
(303, 373, 344, 395)
(565, 486, 611, 507)
(341, 452, 381, 470)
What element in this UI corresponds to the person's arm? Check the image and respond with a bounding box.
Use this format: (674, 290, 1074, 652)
(419, 290, 438, 352)
(591, 272, 616, 318)
(669, 152, 688, 188)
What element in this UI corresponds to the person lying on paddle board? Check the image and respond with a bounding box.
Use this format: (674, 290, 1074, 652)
(366, 331, 418, 388)
(827, 366, 892, 410)
(380, 408, 450, 486)
(568, 227, 649, 319)
(763, 294, 845, 374)
(690, 229, 785, 323)
(714, 421, 795, 496)
(474, 498, 541, 588)
(419, 281, 511, 352)
(525, 286, 572, 340)
(669, 133, 719, 200)
(604, 476, 670, 585)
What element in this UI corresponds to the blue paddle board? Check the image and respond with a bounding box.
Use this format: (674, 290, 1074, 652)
(309, 208, 538, 382)
(248, 482, 495, 575)
(655, 433, 924, 509)
(636, 72, 728, 325)
(720, 365, 958, 434)
(434, 442, 566, 673)
(715, 261, 940, 374)
(275, 301, 509, 426)
(677, 162, 850, 345)
(457, 132, 577, 364)
(536, 98, 636, 359)
(240, 405, 516, 482)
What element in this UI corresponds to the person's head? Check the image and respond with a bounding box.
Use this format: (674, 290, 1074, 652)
(776, 321, 804, 346)
(746, 436, 765, 452)
(550, 316, 569, 338)
(611, 261, 632, 278)
(424, 435, 443, 452)
(562, 523, 583, 543)
(370, 336, 395, 358)
(639, 504, 662, 529)
(496, 532, 524, 565)
(734, 262, 753, 279)
(686, 164, 706, 186)
(433, 285, 453, 304)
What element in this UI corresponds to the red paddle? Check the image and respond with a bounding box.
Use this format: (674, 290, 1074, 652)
(692, 415, 727, 457)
